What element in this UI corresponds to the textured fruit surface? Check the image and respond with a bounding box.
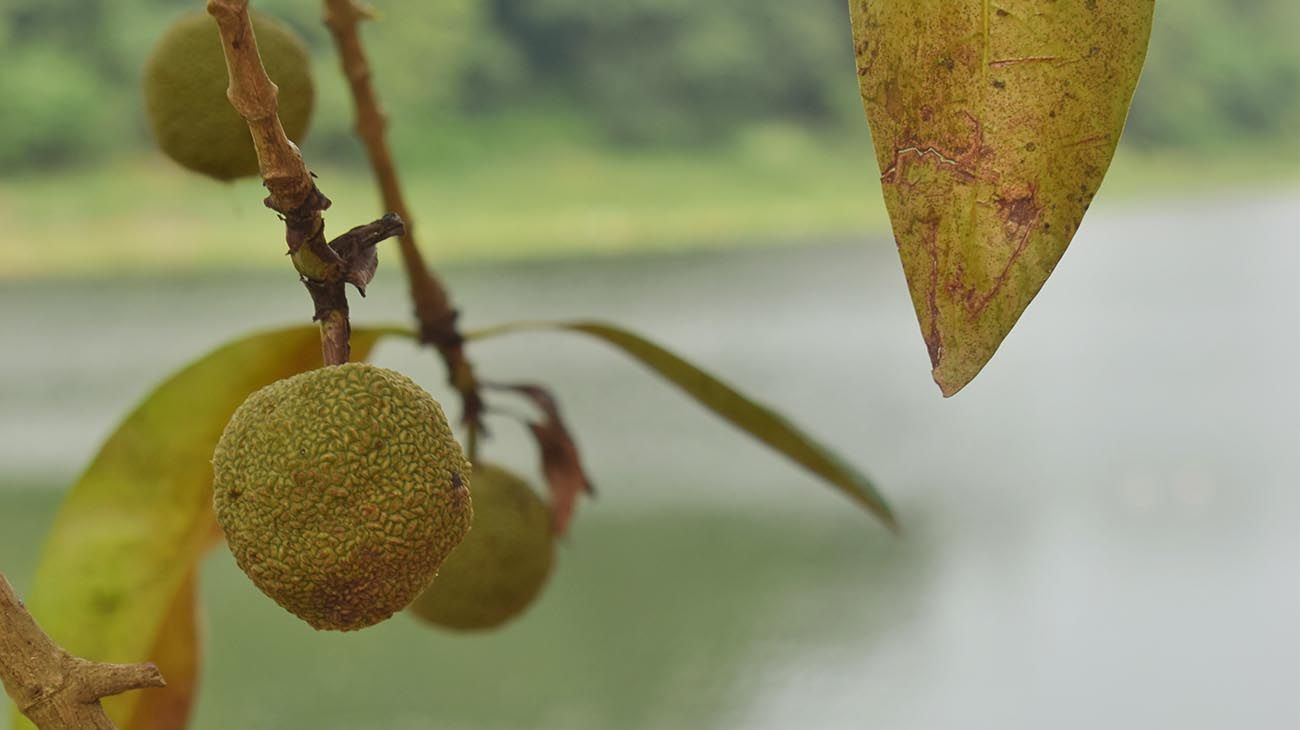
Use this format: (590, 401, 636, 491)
(144, 9, 313, 180)
(213, 363, 472, 631)
(409, 464, 554, 631)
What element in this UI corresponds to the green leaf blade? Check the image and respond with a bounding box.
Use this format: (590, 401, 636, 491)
(470, 320, 898, 532)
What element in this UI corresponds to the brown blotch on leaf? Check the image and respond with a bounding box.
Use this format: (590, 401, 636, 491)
(998, 193, 1040, 228)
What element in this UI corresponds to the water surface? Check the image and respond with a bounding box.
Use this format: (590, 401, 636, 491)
(1, 192, 1297, 729)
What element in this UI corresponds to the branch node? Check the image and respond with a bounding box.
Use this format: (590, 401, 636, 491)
(211, 0, 370, 366)
(1, 574, 165, 730)
(70, 660, 167, 704)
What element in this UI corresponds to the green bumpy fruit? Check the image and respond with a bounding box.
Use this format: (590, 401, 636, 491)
(143, 9, 314, 180)
(408, 464, 555, 631)
(213, 363, 472, 631)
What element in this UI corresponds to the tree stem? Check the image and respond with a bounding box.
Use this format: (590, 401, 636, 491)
(0, 574, 165, 730)
(208, 0, 350, 365)
(322, 0, 484, 439)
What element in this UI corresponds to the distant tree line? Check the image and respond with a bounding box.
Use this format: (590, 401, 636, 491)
(1, 0, 1296, 172)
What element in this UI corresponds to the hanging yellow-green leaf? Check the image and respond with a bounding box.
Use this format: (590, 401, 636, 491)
(851, 0, 1154, 395)
(468, 320, 897, 532)
(10, 325, 398, 730)
(118, 570, 202, 730)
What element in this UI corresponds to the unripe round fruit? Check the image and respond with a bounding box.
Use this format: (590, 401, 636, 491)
(408, 463, 554, 631)
(213, 363, 472, 631)
(143, 9, 314, 180)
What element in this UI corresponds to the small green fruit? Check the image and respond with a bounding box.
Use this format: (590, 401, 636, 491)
(213, 363, 472, 631)
(408, 463, 555, 631)
(143, 9, 314, 180)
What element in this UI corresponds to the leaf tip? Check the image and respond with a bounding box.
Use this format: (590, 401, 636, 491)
(885, 517, 903, 537)
(935, 377, 965, 398)
(932, 365, 967, 398)
(931, 351, 987, 398)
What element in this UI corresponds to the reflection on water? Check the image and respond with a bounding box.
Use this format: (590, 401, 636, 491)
(194, 508, 924, 730)
(1, 191, 1297, 728)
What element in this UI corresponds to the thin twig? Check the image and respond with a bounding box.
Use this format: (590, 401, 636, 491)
(322, 0, 484, 440)
(207, 0, 404, 365)
(0, 574, 166, 730)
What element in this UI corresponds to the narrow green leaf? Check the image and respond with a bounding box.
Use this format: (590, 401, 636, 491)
(468, 320, 898, 531)
(11, 326, 395, 730)
(851, 0, 1154, 395)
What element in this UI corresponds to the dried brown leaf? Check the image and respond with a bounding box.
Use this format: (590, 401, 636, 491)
(493, 383, 594, 537)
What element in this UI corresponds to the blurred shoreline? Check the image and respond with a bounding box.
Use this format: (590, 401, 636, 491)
(2, 143, 1296, 280)
(4, 189, 1297, 489)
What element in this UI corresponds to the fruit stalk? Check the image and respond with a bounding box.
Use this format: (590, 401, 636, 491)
(208, 0, 399, 366)
(0, 573, 166, 730)
(322, 0, 484, 440)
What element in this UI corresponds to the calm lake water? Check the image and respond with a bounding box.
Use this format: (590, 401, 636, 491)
(2, 191, 1298, 729)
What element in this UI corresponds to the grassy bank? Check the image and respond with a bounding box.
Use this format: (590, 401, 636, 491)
(2, 136, 1296, 279)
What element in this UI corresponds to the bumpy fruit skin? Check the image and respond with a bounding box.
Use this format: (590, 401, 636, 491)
(143, 9, 314, 180)
(213, 363, 472, 631)
(408, 463, 554, 631)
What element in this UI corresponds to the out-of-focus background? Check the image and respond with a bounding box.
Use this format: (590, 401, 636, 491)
(2, 1, 1298, 728)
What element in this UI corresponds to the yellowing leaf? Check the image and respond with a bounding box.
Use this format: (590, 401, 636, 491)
(115, 570, 202, 730)
(469, 321, 897, 532)
(10, 326, 395, 730)
(851, 0, 1154, 395)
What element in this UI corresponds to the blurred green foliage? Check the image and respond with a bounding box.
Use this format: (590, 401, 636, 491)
(1, 0, 1296, 173)
(479, 0, 857, 144)
(1126, 0, 1300, 151)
